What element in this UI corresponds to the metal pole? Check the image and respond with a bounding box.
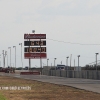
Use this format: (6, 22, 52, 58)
(47, 60, 48, 66)
(66, 57, 69, 70)
(4, 51, 7, 68)
(29, 37, 31, 71)
(78, 55, 80, 71)
(40, 38, 42, 74)
(54, 59, 55, 70)
(54, 58, 56, 70)
(95, 53, 99, 71)
(0, 55, 1, 67)
(61, 61, 62, 64)
(78, 57, 79, 71)
(13, 46, 16, 69)
(5, 51, 8, 67)
(29, 39, 30, 71)
(8, 48, 11, 67)
(47, 59, 49, 70)
(70, 54, 72, 70)
(74, 59, 75, 70)
(10, 48, 11, 67)
(21, 44, 23, 69)
(15, 47, 16, 69)
(4, 56, 5, 68)
(19, 43, 23, 69)
(96, 54, 97, 71)
(7, 52, 8, 67)
(66, 57, 67, 67)
(2, 50, 4, 67)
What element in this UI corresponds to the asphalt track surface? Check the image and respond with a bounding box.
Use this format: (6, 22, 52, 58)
(0, 73, 100, 93)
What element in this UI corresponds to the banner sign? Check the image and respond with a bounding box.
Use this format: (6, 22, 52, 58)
(24, 34, 46, 39)
(24, 53, 47, 59)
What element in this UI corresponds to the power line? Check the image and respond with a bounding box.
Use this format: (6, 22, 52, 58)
(86, 60, 100, 65)
(47, 38, 100, 45)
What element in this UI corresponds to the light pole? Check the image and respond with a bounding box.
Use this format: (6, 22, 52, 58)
(13, 46, 16, 69)
(66, 56, 69, 70)
(74, 59, 75, 70)
(8, 47, 11, 67)
(0, 54, 1, 67)
(5, 51, 8, 67)
(4, 51, 7, 68)
(61, 61, 62, 64)
(95, 53, 99, 71)
(70, 54, 72, 70)
(54, 58, 57, 70)
(47, 59, 49, 70)
(51, 63, 52, 67)
(78, 55, 80, 71)
(2, 50, 4, 67)
(47, 59, 49, 66)
(19, 43, 23, 69)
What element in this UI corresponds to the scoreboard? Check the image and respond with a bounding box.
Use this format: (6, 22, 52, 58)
(24, 40, 46, 46)
(24, 47, 46, 52)
(24, 34, 47, 59)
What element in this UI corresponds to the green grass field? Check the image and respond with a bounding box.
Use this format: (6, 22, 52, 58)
(0, 93, 7, 100)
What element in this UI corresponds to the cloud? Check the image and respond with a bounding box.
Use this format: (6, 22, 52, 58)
(37, 0, 100, 17)
(87, 0, 100, 9)
(0, 0, 100, 67)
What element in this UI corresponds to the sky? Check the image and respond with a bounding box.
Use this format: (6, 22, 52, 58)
(0, 0, 100, 68)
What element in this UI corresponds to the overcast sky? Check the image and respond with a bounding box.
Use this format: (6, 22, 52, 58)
(0, 0, 100, 68)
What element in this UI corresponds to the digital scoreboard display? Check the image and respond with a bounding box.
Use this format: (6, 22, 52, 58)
(24, 41, 46, 46)
(24, 33, 47, 59)
(24, 47, 46, 52)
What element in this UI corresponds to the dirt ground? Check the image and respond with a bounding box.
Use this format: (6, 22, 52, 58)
(0, 75, 100, 100)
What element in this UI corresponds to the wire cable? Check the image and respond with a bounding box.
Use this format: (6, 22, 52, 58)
(47, 38, 100, 45)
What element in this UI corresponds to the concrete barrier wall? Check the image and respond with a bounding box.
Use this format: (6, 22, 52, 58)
(61, 70, 66, 77)
(42, 70, 100, 80)
(56, 70, 60, 77)
(98, 72, 100, 80)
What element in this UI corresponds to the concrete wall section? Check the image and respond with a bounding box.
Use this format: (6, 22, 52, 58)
(42, 70, 100, 80)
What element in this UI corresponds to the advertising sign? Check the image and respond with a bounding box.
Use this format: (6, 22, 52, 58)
(24, 34, 46, 39)
(24, 53, 47, 59)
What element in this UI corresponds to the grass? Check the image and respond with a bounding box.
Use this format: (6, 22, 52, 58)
(0, 75, 100, 100)
(0, 93, 7, 100)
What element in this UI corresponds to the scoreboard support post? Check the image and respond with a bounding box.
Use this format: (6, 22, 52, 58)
(29, 38, 31, 71)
